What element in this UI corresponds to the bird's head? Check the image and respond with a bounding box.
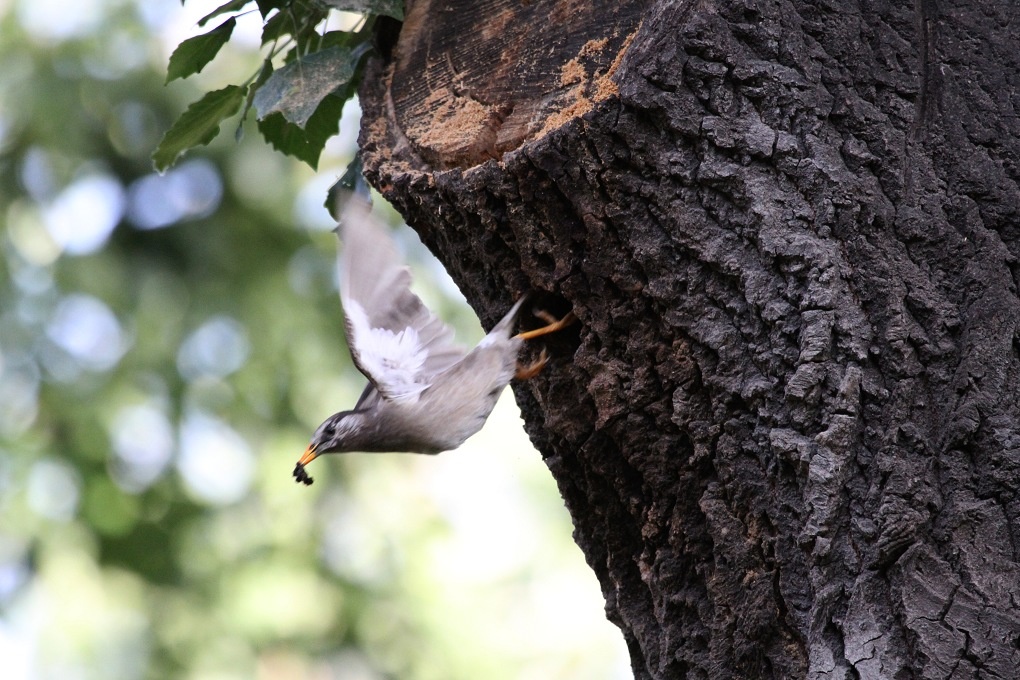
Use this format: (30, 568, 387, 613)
(294, 411, 363, 485)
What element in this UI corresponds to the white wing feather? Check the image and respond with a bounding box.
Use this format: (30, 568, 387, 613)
(337, 196, 467, 403)
(343, 300, 429, 401)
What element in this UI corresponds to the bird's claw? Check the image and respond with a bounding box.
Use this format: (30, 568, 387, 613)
(532, 309, 560, 325)
(515, 348, 549, 380)
(293, 462, 314, 486)
(515, 310, 577, 341)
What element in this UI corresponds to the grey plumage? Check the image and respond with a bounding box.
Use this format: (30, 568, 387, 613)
(294, 197, 530, 485)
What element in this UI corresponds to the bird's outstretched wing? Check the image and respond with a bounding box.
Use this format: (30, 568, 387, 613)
(337, 196, 466, 403)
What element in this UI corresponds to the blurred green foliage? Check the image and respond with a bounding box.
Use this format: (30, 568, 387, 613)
(0, 2, 626, 679)
(155, 0, 393, 171)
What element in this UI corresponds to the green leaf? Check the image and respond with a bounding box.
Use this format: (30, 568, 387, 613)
(315, 29, 363, 50)
(153, 85, 246, 172)
(197, 0, 250, 27)
(294, 11, 330, 53)
(313, 0, 404, 20)
(260, 9, 291, 45)
(253, 45, 364, 127)
(254, 0, 286, 18)
(326, 153, 365, 220)
(237, 58, 275, 140)
(261, 6, 326, 46)
(165, 18, 236, 84)
(257, 92, 346, 169)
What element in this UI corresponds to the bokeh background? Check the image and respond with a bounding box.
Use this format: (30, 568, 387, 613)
(0, 1, 629, 677)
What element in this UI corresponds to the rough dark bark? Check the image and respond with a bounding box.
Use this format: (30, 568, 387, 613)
(358, 1, 1020, 678)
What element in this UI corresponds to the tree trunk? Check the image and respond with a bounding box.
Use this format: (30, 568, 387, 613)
(358, 1, 1020, 677)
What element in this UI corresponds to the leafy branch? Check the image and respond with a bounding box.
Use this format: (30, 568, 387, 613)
(154, 0, 402, 172)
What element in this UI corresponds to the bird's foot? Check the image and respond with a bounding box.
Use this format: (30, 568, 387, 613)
(293, 462, 314, 486)
(515, 348, 549, 380)
(515, 310, 577, 341)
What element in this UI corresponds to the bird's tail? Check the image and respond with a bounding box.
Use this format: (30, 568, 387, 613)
(489, 294, 530, 336)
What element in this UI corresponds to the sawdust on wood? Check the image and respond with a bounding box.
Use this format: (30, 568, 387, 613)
(410, 86, 503, 163)
(538, 30, 636, 137)
(380, 14, 642, 169)
(579, 36, 610, 59)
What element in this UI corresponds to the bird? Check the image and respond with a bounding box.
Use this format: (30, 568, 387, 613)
(293, 195, 575, 485)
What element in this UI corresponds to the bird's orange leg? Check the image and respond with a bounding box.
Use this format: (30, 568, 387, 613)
(515, 311, 577, 341)
(514, 310, 577, 380)
(515, 348, 548, 380)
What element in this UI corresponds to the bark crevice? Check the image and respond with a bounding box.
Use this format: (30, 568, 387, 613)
(359, 0, 1020, 677)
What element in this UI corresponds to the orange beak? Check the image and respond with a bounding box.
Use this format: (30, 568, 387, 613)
(298, 443, 318, 466)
